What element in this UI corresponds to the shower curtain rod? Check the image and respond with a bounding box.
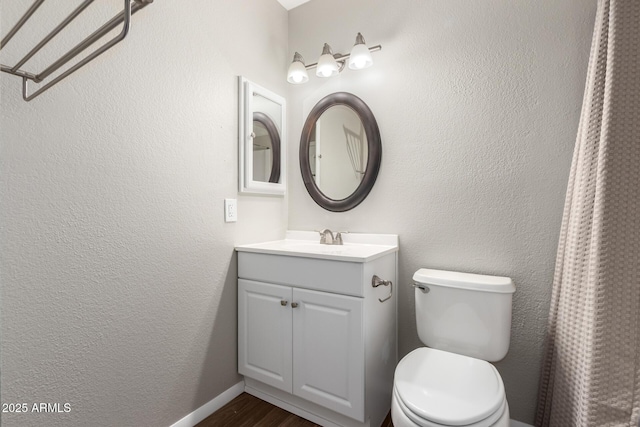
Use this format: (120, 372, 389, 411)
(0, 0, 153, 102)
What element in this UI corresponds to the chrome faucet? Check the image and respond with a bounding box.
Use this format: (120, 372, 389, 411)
(318, 229, 348, 245)
(318, 229, 334, 245)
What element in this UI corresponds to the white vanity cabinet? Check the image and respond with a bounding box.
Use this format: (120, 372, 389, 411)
(238, 280, 293, 392)
(236, 232, 398, 427)
(239, 280, 364, 420)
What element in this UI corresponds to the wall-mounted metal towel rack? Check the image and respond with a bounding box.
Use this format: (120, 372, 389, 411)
(0, 0, 153, 101)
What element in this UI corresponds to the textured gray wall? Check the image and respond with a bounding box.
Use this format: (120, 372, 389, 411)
(0, 1, 287, 426)
(1, 0, 599, 425)
(286, 0, 596, 423)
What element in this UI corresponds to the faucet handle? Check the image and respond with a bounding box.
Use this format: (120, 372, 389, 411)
(316, 228, 334, 244)
(334, 231, 349, 245)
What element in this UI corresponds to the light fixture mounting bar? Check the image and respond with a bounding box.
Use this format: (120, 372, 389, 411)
(304, 44, 382, 70)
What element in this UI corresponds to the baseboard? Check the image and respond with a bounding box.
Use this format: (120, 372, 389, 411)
(510, 420, 534, 427)
(170, 381, 245, 427)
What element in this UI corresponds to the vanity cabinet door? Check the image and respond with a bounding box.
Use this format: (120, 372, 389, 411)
(238, 279, 293, 393)
(292, 288, 365, 421)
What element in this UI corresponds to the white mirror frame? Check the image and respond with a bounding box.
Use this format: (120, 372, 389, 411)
(238, 76, 286, 195)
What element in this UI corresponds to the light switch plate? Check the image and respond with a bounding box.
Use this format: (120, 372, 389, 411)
(224, 198, 237, 222)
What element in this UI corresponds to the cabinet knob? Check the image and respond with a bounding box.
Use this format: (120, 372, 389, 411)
(291, 302, 299, 308)
(281, 300, 288, 306)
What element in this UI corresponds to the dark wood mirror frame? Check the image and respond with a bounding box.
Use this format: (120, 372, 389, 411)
(299, 92, 382, 212)
(253, 112, 281, 183)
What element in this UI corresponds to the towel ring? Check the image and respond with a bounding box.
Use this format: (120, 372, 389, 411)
(372, 275, 393, 303)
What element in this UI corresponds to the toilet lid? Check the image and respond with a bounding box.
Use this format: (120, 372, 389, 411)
(394, 347, 505, 426)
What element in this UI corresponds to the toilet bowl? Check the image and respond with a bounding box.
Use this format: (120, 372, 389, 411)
(391, 269, 515, 427)
(391, 348, 509, 427)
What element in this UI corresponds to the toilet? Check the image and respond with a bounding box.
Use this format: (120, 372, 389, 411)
(392, 269, 516, 427)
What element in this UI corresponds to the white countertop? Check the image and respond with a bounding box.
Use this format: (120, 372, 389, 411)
(235, 230, 398, 262)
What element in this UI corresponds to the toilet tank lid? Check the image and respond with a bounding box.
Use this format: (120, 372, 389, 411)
(413, 269, 515, 294)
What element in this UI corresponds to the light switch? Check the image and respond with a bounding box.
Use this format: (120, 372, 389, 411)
(224, 198, 237, 222)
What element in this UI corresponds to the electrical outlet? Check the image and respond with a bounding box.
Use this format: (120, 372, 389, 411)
(224, 198, 237, 222)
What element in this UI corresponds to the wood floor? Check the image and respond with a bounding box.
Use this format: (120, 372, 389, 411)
(196, 392, 393, 427)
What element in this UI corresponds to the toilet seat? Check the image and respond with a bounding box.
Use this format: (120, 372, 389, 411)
(393, 386, 507, 427)
(393, 347, 506, 427)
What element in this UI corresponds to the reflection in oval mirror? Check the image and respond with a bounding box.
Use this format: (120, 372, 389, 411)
(311, 106, 368, 200)
(253, 112, 280, 183)
(300, 92, 381, 212)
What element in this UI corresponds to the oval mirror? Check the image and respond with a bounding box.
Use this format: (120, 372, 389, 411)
(253, 112, 281, 183)
(299, 92, 381, 212)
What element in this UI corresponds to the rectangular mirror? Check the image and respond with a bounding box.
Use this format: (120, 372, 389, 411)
(238, 77, 286, 195)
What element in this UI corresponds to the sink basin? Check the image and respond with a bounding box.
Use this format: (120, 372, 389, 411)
(235, 230, 398, 262)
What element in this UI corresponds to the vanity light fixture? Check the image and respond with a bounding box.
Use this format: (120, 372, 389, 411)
(287, 33, 381, 84)
(316, 43, 341, 77)
(348, 33, 374, 70)
(286, 52, 309, 84)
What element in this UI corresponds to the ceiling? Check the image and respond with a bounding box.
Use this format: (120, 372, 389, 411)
(277, 0, 312, 10)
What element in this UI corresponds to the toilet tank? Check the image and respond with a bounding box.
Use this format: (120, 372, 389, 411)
(413, 268, 515, 362)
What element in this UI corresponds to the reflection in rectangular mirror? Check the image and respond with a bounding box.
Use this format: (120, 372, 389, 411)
(238, 77, 286, 195)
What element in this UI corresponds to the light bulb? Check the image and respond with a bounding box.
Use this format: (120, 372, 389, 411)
(352, 58, 366, 69)
(319, 67, 333, 77)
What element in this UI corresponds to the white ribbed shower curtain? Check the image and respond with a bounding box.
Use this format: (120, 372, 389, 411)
(535, 0, 639, 426)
